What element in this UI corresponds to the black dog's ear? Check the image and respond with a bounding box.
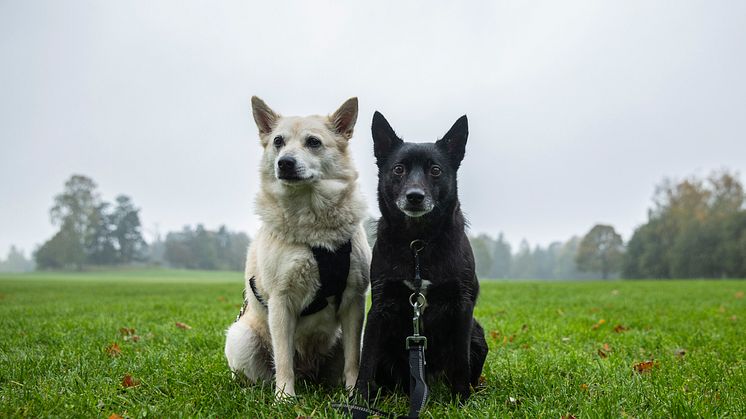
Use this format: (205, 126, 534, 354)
(251, 96, 279, 136)
(372, 111, 403, 164)
(436, 115, 468, 168)
(330, 97, 358, 140)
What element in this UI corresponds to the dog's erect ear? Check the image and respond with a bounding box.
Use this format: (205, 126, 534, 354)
(436, 115, 469, 168)
(251, 96, 279, 135)
(330, 97, 358, 140)
(372, 111, 403, 164)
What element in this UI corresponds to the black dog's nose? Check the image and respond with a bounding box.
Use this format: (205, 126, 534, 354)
(277, 156, 296, 171)
(406, 189, 425, 205)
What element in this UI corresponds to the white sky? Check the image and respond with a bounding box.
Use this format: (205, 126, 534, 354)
(1, 1, 745, 256)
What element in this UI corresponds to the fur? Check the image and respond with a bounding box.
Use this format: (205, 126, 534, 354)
(356, 111, 488, 402)
(225, 97, 370, 399)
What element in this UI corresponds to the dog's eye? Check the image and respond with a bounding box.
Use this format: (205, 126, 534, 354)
(306, 136, 322, 148)
(273, 136, 284, 148)
(393, 164, 405, 176)
(430, 165, 442, 177)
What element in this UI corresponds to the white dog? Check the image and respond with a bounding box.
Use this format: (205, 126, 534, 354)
(224, 96, 370, 399)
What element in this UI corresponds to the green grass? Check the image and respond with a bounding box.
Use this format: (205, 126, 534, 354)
(0, 270, 744, 418)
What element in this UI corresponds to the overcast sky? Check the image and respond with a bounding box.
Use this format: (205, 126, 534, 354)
(2, 1, 745, 257)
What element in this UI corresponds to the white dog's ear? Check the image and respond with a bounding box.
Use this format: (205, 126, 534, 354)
(251, 96, 279, 136)
(330, 97, 358, 140)
(436, 115, 469, 169)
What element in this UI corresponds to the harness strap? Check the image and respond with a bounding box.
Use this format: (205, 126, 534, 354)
(239, 240, 352, 319)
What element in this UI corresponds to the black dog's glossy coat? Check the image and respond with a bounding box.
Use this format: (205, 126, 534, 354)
(356, 112, 488, 402)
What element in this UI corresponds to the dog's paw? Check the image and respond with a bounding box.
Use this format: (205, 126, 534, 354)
(274, 387, 296, 403)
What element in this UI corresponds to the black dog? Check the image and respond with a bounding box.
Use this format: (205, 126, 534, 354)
(355, 111, 488, 403)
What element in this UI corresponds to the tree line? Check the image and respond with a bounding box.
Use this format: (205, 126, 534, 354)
(469, 170, 745, 279)
(12, 171, 746, 277)
(32, 175, 250, 271)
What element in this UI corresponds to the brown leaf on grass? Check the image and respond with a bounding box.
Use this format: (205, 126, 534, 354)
(489, 330, 500, 340)
(597, 349, 608, 358)
(633, 360, 657, 373)
(603, 343, 611, 351)
(119, 327, 135, 336)
(121, 375, 140, 388)
(509, 334, 515, 342)
(580, 383, 589, 392)
(735, 291, 744, 299)
(592, 319, 606, 330)
(613, 324, 629, 333)
(108, 414, 124, 419)
(175, 322, 192, 330)
(105, 343, 121, 357)
(125, 335, 140, 343)
(562, 415, 578, 419)
(478, 375, 487, 386)
(674, 348, 686, 358)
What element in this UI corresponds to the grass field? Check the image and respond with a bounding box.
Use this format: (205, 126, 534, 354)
(0, 270, 744, 418)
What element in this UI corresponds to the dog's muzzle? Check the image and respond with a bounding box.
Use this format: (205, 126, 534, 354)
(276, 156, 304, 181)
(397, 188, 434, 217)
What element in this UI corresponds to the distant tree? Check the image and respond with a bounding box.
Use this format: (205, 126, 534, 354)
(35, 224, 85, 270)
(510, 239, 535, 279)
(38, 175, 100, 270)
(164, 225, 250, 271)
(85, 202, 118, 265)
(110, 195, 147, 263)
(623, 170, 745, 279)
(490, 233, 512, 279)
(0, 246, 35, 272)
(470, 234, 494, 278)
(575, 224, 624, 279)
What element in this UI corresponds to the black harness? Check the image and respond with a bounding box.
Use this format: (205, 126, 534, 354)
(237, 240, 352, 320)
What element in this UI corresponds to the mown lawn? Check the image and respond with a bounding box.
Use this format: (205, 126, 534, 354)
(0, 270, 744, 418)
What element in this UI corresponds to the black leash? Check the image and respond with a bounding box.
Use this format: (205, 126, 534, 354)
(335, 240, 429, 419)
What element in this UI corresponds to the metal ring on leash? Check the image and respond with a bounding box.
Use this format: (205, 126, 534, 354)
(410, 239, 425, 253)
(409, 292, 426, 308)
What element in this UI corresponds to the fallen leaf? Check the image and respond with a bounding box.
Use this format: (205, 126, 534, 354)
(613, 324, 629, 333)
(108, 414, 124, 419)
(597, 349, 608, 358)
(562, 415, 578, 419)
(735, 291, 744, 299)
(730, 315, 737, 322)
(674, 348, 686, 358)
(521, 324, 529, 331)
(478, 375, 487, 386)
(580, 383, 589, 391)
(520, 344, 530, 349)
(105, 343, 121, 357)
(121, 375, 139, 388)
(508, 334, 515, 342)
(119, 327, 135, 336)
(592, 319, 606, 330)
(129, 335, 140, 343)
(175, 322, 192, 330)
(718, 305, 727, 313)
(633, 360, 657, 373)
(489, 330, 500, 340)
(603, 343, 611, 351)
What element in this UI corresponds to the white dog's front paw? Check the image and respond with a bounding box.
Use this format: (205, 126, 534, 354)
(274, 384, 296, 402)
